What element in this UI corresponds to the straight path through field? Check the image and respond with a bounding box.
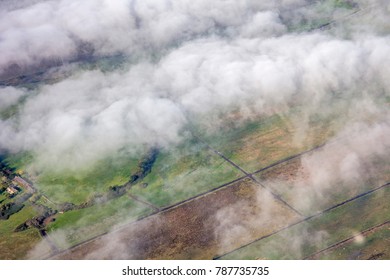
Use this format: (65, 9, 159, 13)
(214, 182, 390, 259)
(128, 194, 160, 212)
(49, 135, 389, 260)
(47, 142, 326, 259)
(303, 220, 390, 260)
(44, 125, 388, 259)
(194, 135, 305, 217)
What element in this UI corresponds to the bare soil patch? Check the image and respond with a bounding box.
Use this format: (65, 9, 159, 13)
(54, 178, 300, 259)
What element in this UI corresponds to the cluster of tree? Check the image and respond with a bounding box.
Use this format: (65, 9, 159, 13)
(71, 148, 159, 211)
(14, 204, 56, 232)
(13, 148, 161, 231)
(0, 202, 24, 220)
(107, 185, 126, 198)
(58, 202, 76, 212)
(129, 148, 159, 185)
(95, 148, 159, 204)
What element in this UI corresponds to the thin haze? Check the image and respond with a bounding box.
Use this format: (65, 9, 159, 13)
(0, 0, 389, 173)
(0, 0, 388, 259)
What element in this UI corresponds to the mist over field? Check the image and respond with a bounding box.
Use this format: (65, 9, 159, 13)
(0, 0, 389, 171)
(0, 0, 389, 259)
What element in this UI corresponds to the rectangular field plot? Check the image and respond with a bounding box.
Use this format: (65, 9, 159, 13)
(311, 221, 390, 260)
(35, 154, 139, 205)
(54, 178, 300, 259)
(0, 204, 51, 259)
(47, 195, 153, 250)
(220, 185, 390, 260)
(254, 142, 390, 216)
(197, 112, 340, 173)
(128, 139, 243, 208)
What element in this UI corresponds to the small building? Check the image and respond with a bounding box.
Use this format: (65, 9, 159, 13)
(6, 186, 18, 195)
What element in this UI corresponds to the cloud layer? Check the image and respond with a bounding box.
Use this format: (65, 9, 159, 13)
(0, 0, 389, 172)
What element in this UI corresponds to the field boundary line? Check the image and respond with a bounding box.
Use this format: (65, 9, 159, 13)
(214, 182, 390, 259)
(47, 143, 332, 259)
(303, 220, 390, 260)
(128, 194, 160, 212)
(194, 135, 304, 217)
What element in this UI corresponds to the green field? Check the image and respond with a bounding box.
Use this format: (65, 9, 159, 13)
(35, 152, 139, 205)
(1, 0, 388, 261)
(220, 185, 390, 260)
(47, 195, 153, 250)
(0, 204, 50, 259)
(129, 138, 243, 207)
(2, 151, 34, 175)
(2, 106, 387, 259)
(0, 192, 9, 205)
(315, 222, 390, 260)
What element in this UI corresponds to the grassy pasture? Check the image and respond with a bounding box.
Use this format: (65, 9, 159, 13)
(0, 204, 49, 259)
(47, 195, 153, 250)
(129, 139, 243, 208)
(314, 222, 390, 260)
(35, 154, 139, 205)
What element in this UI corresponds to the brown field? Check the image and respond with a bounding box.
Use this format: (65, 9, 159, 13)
(48, 116, 389, 260)
(255, 144, 390, 215)
(53, 178, 300, 259)
(203, 111, 340, 173)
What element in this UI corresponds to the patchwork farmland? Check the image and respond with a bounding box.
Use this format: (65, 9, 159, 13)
(2, 105, 388, 259)
(0, 0, 389, 260)
(50, 125, 389, 260)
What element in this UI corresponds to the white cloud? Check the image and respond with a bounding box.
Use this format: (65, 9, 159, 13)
(0, 0, 389, 173)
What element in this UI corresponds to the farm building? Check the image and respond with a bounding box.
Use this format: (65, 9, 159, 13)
(6, 186, 18, 195)
(12, 176, 35, 193)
